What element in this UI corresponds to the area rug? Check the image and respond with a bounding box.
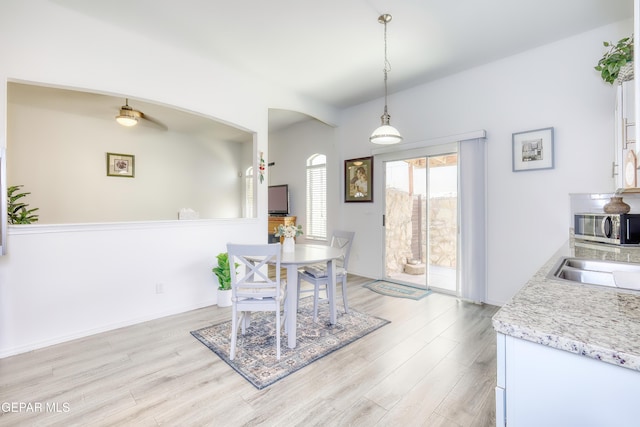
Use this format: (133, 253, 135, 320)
(191, 299, 390, 389)
(363, 280, 432, 300)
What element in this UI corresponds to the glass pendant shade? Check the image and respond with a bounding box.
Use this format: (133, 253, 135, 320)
(370, 111, 402, 144)
(370, 124, 403, 144)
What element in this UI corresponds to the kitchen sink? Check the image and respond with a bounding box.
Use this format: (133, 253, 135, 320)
(549, 257, 640, 290)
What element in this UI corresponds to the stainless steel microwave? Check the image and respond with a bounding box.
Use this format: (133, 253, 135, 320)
(574, 213, 640, 245)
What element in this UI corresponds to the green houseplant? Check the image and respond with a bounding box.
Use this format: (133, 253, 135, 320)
(7, 185, 39, 224)
(212, 252, 238, 307)
(595, 35, 634, 84)
(212, 252, 235, 290)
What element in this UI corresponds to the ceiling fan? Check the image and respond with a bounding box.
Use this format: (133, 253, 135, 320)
(115, 98, 168, 130)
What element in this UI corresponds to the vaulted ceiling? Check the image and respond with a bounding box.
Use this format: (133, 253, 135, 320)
(33, 1, 633, 133)
(53, 0, 632, 110)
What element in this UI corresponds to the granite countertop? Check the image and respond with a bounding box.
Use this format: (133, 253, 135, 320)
(492, 239, 640, 371)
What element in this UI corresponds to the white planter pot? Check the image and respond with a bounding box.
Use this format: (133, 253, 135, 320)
(217, 289, 232, 307)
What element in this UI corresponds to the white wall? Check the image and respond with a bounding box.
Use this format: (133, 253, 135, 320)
(273, 20, 632, 305)
(0, 1, 336, 356)
(0, 220, 253, 355)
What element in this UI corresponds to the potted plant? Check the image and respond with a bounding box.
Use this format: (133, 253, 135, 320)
(7, 185, 39, 224)
(212, 252, 238, 307)
(595, 35, 634, 84)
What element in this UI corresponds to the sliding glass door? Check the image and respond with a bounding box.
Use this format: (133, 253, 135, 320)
(383, 152, 458, 294)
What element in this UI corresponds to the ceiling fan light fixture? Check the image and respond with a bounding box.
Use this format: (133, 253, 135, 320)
(116, 99, 140, 127)
(370, 13, 402, 145)
(116, 114, 138, 127)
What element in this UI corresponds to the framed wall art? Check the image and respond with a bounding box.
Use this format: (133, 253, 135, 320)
(106, 152, 135, 178)
(345, 156, 373, 202)
(512, 127, 554, 172)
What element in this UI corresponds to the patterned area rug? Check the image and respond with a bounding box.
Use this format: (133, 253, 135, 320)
(191, 299, 390, 389)
(363, 280, 432, 300)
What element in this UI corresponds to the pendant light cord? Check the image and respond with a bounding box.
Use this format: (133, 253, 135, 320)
(383, 18, 390, 116)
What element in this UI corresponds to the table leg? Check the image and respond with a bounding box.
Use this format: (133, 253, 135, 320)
(286, 264, 298, 348)
(327, 258, 336, 324)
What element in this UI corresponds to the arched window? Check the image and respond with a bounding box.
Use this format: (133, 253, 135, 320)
(306, 154, 327, 240)
(245, 166, 254, 218)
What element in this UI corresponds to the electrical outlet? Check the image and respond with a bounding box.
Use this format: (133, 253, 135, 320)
(155, 283, 164, 294)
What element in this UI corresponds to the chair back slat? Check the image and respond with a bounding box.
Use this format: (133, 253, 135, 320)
(330, 230, 355, 269)
(227, 243, 282, 301)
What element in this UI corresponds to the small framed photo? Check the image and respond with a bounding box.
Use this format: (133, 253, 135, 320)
(512, 127, 554, 172)
(107, 152, 135, 178)
(345, 156, 373, 202)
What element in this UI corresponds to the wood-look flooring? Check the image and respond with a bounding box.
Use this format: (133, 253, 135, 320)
(0, 275, 500, 426)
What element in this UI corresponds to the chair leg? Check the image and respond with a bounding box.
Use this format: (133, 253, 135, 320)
(341, 276, 349, 314)
(230, 307, 238, 360)
(283, 296, 289, 334)
(282, 301, 287, 331)
(313, 284, 321, 323)
(241, 312, 251, 334)
(276, 306, 281, 360)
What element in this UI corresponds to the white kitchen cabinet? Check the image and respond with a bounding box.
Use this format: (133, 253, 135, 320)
(496, 333, 640, 427)
(614, 79, 636, 189)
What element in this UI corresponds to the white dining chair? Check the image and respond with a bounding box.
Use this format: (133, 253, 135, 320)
(298, 230, 355, 322)
(227, 242, 284, 360)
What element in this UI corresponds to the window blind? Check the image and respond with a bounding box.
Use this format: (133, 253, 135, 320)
(306, 155, 326, 240)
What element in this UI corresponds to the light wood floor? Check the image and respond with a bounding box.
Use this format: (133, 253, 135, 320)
(0, 275, 499, 426)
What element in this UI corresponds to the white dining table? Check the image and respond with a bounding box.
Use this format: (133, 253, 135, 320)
(280, 244, 342, 348)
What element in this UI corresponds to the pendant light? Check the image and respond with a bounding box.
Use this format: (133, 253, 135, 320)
(370, 13, 402, 145)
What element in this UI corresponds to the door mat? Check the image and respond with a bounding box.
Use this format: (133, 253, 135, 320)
(191, 299, 390, 389)
(363, 280, 432, 300)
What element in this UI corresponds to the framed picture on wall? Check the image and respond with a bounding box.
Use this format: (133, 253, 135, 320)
(512, 127, 554, 172)
(345, 156, 373, 202)
(106, 152, 135, 178)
